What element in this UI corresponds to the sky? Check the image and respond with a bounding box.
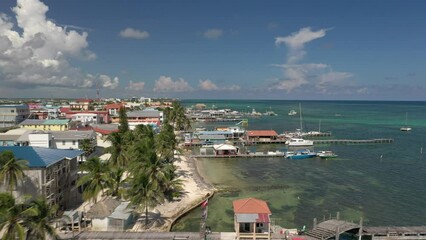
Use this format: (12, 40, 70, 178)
(0, 0, 425, 100)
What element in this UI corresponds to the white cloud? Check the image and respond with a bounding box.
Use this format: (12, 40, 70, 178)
(198, 79, 241, 92)
(153, 76, 193, 92)
(272, 27, 353, 93)
(119, 27, 150, 40)
(127, 81, 145, 91)
(276, 27, 328, 63)
(203, 29, 223, 39)
(0, 0, 118, 92)
(199, 79, 219, 91)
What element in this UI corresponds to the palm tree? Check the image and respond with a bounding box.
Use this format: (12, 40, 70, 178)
(105, 166, 126, 199)
(165, 102, 191, 131)
(25, 198, 58, 240)
(155, 123, 177, 163)
(77, 157, 108, 203)
(127, 170, 163, 226)
(80, 138, 94, 157)
(0, 200, 37, 240)
(118, 107, 129, 134)
(0, 150, 29, 193)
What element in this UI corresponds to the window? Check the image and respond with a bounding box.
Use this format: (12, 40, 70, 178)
(62, 141, 65, 145)
(11, 110, 14, 113)
(72, 140, 76, 145)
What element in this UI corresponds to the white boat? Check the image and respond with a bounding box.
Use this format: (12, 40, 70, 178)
(288, 110, 297, 116)
(316, 151, 338, 159)
(400, 112, 412, 131)
(286, 138, 314, 147)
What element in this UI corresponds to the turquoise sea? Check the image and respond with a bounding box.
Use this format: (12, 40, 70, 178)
(172, 100, 426, 232)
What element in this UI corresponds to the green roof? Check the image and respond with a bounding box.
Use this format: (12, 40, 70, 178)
(43, 119, 70, 125)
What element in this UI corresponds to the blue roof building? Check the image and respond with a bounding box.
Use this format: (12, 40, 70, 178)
(0, 146, 83, 168)
(0, 146, 83, 209)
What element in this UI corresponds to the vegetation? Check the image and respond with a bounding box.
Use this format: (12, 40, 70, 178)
(0, 194, 58, 240)
(78, 103, 184, 226)
(0, 151, 29, 193)
(164, 101, 191, 131)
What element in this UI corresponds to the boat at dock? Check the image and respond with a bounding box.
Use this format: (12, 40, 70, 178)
(285, 149, 316, 159)
(316, 150, 338, 159)
(286, 138, 314, 147)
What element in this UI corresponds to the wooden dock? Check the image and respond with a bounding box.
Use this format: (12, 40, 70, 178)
(192, 152, 285, 158)
(241, 138, 393, 145)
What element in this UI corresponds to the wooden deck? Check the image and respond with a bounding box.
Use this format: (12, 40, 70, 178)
(364, 226, 426, 240)
(192, 152, 285, 158)
(304, 219, 360, 240)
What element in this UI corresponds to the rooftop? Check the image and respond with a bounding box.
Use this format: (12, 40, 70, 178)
(0, 146, 83, 168)
(233, 198, 271, 214)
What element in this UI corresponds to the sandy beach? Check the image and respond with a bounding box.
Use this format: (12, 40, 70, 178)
(132, 148, 215, 232)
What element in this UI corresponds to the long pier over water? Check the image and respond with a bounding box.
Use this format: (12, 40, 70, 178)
(241, 138, 393, 145)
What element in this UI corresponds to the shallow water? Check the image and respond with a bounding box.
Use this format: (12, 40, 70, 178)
(173, 100, 426, 232)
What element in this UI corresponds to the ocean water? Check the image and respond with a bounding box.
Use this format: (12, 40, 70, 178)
(172, 100, 426, 232)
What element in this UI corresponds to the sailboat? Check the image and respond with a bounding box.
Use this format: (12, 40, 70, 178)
(286, 103, 313, 146)
(400, 112, 412, 131)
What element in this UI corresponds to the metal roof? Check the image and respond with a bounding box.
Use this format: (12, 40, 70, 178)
(52, 130, 96, 140)
(43, 119, 70, 125)
(20, 119, 46, 125)
(109, 202, 133, 220)
(127, 110, 161, 118)
(198, 135, 226, 140)
(0, 146, 83, 168)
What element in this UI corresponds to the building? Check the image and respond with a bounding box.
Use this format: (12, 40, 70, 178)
(246, 130, 278, 142)
(111, 109, 163, 130)
(86, 198, 136, 231)
(69, 99, 94, 111)
(71, 113, 102, 125)
(25, 130, 97, 151)
(0, 146, 84, 209)
(233, 198, 272, 240)
(20, 119, 70, 131)
(104, 103, 125, 117)
(0, 104, 30, 127)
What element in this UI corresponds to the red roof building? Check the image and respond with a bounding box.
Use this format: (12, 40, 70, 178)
(233, 198, 272, 240)
(246, 130, 278, 141)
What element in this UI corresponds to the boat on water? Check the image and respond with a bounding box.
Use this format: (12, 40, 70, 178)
(400, 112, 412, 131)
(288, 110, 297, 116)
(316, 150, 338, 159)
(286, 149, 316, 159)
(264, 107, 277, 116)
(286, 138, 314, 147)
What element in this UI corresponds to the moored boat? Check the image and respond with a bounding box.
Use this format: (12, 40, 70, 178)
(286, 138, 314, 147)
(286, 149, 316, 159)
(316, 150, 338, 159)
(288, 110, 297, 116)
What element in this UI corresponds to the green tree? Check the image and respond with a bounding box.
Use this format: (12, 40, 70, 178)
(155, 123, 177, 163)
(77, 157, 108, 203)
(105, 166, 126, 199)
(80, 138, 94, 157)
(0, 150, 29, 193)
(0, 200, 36, 240)
(166, 101, 191, 131)
(118, 107, 129, 134)
(25, 198, 58, 240)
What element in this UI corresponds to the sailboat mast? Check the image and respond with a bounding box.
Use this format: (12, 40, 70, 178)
(299, 103, 303, 133)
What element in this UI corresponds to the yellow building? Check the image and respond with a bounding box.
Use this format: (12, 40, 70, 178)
(20, 119, 70, 131)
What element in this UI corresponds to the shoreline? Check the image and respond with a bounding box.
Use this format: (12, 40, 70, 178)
(132, 148, 216, 232)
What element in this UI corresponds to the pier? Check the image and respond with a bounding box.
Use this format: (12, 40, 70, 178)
(192, 152, 285, 158)
(240, 138, 393, 145)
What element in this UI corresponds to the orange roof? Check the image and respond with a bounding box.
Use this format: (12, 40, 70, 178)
(233, 198, 271, 214)
(247, 130, 278, 137)
(104, 103, 125, 110)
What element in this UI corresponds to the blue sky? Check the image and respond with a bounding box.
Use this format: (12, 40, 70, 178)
(0, 0, 425, 100)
